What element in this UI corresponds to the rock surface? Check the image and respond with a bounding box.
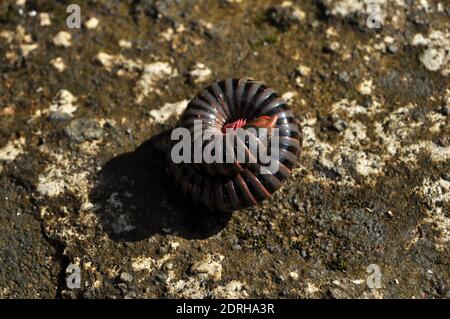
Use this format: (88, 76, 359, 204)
(0, 0, 448, 299)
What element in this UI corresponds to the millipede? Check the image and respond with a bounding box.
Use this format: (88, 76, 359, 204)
(168, 78, 302, 212)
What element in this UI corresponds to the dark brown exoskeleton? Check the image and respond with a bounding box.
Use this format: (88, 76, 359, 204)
(168, 79, 302, 212)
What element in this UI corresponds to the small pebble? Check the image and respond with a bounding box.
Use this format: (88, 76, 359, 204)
(120, 272, 133, 283)
(53, 31, 72, 48)
(189, 63, 212, 84)
(338, 72, 350, 83)
(155, 272, 168, 283)
(119, 40, 132, 48)
(163, 262, 173, 271)
(39, 13, 51, 26)
(362, 95, 373, 108)
(387, 44, 398, 53)
(323, 42, 340, 53)
(116, 283, 128, 293)
(289, 272, 299, 280)
(84, 17, 99, 30)
(297, 65, 311, 77)
(157, 245, 169, 255)
(0, 105, 16, 116)
(48, 111, 72, 122)
(65, 118, 104, 142)
(50, 57, 66, 72)
(124, 292, 137, 299)
(331, 117, 347, 132)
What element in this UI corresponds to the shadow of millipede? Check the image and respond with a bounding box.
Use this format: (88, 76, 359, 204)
(89, 132, 231, 242)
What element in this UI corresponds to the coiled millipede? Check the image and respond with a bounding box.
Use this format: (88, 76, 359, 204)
(168, 78, 302, 212)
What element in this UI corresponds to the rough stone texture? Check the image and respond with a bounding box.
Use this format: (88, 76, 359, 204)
(0, 0, 448, 299)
